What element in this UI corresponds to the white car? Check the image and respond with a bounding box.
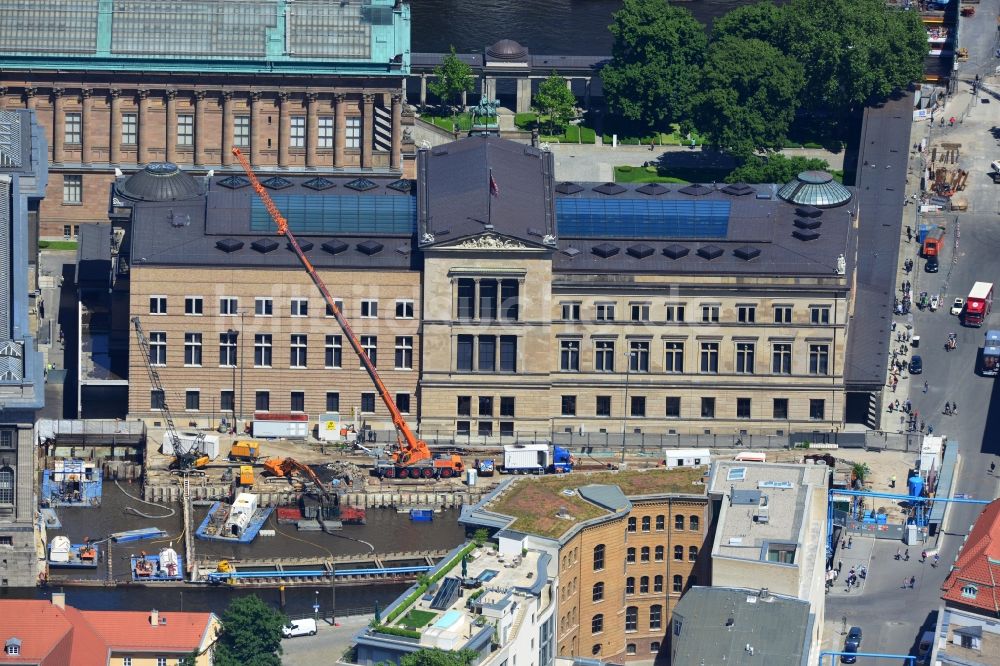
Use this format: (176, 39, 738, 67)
(283, 618, 317, 638)
(951, 297, 965, 315)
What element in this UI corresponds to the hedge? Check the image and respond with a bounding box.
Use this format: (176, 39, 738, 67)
(373, 625, 422, 639)
(383, 541, 479, 624)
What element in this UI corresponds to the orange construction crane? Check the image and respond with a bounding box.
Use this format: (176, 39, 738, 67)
(232, 148, 463, 480)
(263, 457, 366, 526)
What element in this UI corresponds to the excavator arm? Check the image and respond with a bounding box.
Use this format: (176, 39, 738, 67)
(232, 148, 429, 467)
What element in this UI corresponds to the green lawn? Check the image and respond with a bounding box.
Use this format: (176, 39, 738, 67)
(420, 112, 473, 133)
(39, 240, 78, 251)
(614, 165, 733, 184)
(516, 112, 596, 144)
(398, 609, 437, 630)
(603, 124, 704, 147)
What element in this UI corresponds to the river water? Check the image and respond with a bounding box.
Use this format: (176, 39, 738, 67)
(410, 0, 762, 55)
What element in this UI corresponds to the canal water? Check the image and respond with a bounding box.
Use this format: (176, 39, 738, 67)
(410, 0, 767, 55)
(27, 481, 466, 613)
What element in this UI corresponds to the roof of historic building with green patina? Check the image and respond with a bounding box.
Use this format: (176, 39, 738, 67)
(0, 0, 410, 76)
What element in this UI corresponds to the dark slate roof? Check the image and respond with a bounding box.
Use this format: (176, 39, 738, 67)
(76, 223, 112, 286)
(844, 93, 909, 389)
(128, 174, 419, 271)
(417, 137, 556, 249)
(671, 587, 811, 666)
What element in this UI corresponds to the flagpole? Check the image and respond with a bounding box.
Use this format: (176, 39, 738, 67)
(488, 167, 493, 225)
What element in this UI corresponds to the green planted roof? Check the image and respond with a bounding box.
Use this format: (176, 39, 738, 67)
(0, 0, 410, 75)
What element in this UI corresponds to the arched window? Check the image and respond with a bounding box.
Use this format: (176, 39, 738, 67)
(673, 574, 683, 592)
(674, 545, 683, 560)
(592, 614, 604, 634)
(655, 515, 665, 530)
(655, 545, 664, 561)
(690, 515, 700, 531)
(640, 546, 650, 562)
(651, 641, 661, 653)
(689, 545, 698, 561)
(0, 466, 13, 505)
(650, 604, 662, 630)
(625, 606, 638, 632)
(654, 575, 663, 593)
(641, 516, 651, 531)
(592, 582, 604, 602)
(627, 517, 637, 532)
(626, 577, 635, 595)
(675, 514, 685, 530)
(627, 547, 636, 563)
(593, 544, 605, 571)
(640, 576, 649, 594)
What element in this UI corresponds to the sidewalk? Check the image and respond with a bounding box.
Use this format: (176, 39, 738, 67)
(280, 613, 373, 666)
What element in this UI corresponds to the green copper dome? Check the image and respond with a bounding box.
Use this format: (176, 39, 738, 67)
(777, 171, 852, 208)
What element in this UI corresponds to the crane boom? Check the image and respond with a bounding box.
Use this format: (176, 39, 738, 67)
(231, 148, 423, 460)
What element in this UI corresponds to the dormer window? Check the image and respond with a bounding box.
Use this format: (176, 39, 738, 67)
(5, 638, 21, 655)
(961, 584, 978, 599)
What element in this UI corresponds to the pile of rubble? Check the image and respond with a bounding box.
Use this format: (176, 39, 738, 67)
(324, 460, 367, 488)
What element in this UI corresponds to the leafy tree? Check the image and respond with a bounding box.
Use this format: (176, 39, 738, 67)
(472, 527, 490, 546)
(725, 154, 831, 184)
(784, 0, 926, 114)
(710, 1, 787, 46)
(534, 72, 577, 134)
(601, 0, 707, 131)
(213, 595, 287, 666)
(692, 37, 804, 157)
(428, 46, 476, 115)
(400, 648, 478, 666)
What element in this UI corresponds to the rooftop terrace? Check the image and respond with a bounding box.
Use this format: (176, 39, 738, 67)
(488, 467, 707, 540)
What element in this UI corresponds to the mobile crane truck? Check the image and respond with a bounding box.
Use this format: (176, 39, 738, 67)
(234, 148, 464, 483)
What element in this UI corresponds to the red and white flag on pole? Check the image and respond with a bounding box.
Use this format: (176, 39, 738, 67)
(489, 170, 500, 198)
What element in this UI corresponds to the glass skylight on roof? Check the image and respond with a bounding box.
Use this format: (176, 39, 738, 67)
(251, 195, 416, 235)
(556, 199, 730, 239)
(727, 467, 747, 481)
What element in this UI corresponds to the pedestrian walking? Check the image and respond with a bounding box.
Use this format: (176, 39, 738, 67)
(848, 536, 853, 549)
(923, 381, 929, 393)
(952, 402, 957, 415)
(921, 550, 927, 563)
(910, 575, 916, 589)
(837, 560, 843, 573)
(991, 462, 997, 476)
(903, 577, 909, 589)
(933, 553, 940, 567)
(905, 548, 910, 561)
(891, 474, 897, 488)
(928, 424, 934, 435)
(896, 547, 902, 560)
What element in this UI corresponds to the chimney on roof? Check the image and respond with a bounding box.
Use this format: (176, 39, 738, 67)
(51, 591, 65, 609)
(150, 609, 159, 627)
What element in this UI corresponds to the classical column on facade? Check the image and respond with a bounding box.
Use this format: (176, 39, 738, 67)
(249, 91, 263, 166)
(361, 93, 374, 169)
(52, 88, 65, 164)
(137, 89, 151, 164)
(277, 91, 290, 168)
(81, 88, 94, 164)
(333, 93, 346, 168)
(0, 87, 7, 111)
(419, 74, 427, 108)
(24, 87, 36, 111)
(165, 89, 178, 164)
(109, 89, 122, 164)
(221, 91, 234, 167)
(584, 77, 592, 109)
(305, 92, 319, 169)
(390, 93, 402, 171)
(194, 90, 208, 166)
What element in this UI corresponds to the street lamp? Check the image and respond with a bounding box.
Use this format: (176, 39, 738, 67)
(227, 328, 238, 433)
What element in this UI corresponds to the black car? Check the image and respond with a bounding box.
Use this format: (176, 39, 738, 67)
(909, 355, 923, 374)
(926, 255, 939, 273)
(842, 626, 863, 663)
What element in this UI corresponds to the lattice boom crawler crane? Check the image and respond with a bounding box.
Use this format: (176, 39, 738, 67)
(232, 148, 464, 480)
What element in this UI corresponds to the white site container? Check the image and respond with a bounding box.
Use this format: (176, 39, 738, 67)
(162, 432, 220, 460)
(318, 412, 342, 442)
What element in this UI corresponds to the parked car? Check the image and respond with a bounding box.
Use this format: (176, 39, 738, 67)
(909, 355, 923, 374)
(842, 626, 863, 663)
(926, 255, 939, 273)
(951, 297, 965, 315)
(283, 618, 317, 638)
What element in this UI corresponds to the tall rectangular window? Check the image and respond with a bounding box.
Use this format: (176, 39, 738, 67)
(701, 304, 720, 323)
(479, 279, 498, 320)
(737, 305, 756, 323)
(290, 116, 306, 148)
(773, 398, 789, 419)
(122, 113, 138, 145)
(290, 298, 309, 317)
(360, 299, 378, 318)
(220, 297, 238, 316)
(396, 393, 411, 413)
(629, 341, 650, 372)
(478, 335, 496, 372)
(64, 112, 82, 144)
(596, 395, 611, 417)
(63, 175, 82, 204)
(361, 336, 377, 367)
(184, 296, 203, 315)
(665, 397, 681, 418)
(700, 342, 719, 373)
(479, 396, 494, 417)
(346, 117, 361, 148)
(561, 395, 577, 416)
(774, 305, 792, 323)
(560, 340, 580, 371)
(596, 303, 616, 321)
(219, 332, 237, 367)
(457, 396, 472, 417)
(665, 304, 685, 322)
(149, 296, 167, 315)
(810, 306, 831, 324)
(499, 336, 517, 372)
(149, 332, 166, 365)
(809, 344, 830, 375)
(630, 396, 646, 417)
(185, 390, 200, 411)
(290, 334, 308, 368)
(772, 343, 792, 374)
(254, 334, 272, 367)
(177, 114, 193, 145)
(256, 391, 270, 411)
(290, 391, 305, 412)
(326, 392, 340, 412)
(737, 398, 751, 419)
(457, 335, 474, 371)
(361, 393, 376, 413)
(318, 117, 334, 148)
(810, 399, 826, 420)
(457, 279, 475, 319)
(701, 397, 716, 418)
(500, 397, 515, 417)
(735, 342, 755, 374)
(595, 340, 615, 372)
(561, 302, 581, 321)
(221, 390, 234, 412)
(395, 336, 413, 369)
(255, 298, 273, 316)
(151, 390, 165, 410)
(233, 115, 250, 147)
(500, 280, 519, 320)
(630, 303, 650, 322)
(395, 300, 414, 319)
(325, 335, 342, 369)
(184, 333, 202, 366)
(664, 341, 684, 373)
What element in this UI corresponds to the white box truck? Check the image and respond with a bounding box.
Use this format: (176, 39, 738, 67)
(501, 444, 573, 474)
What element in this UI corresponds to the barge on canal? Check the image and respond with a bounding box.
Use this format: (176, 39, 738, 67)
(48, 536, 98, 568)
(195, 493, 273, 543)
(131, 546, 183, 582)
(112, 527, 168, 543)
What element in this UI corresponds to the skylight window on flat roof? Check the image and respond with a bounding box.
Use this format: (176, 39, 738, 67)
(727, 467, 747, 481)
(250, 195, 416, 235)
(556, 199, 730, 239)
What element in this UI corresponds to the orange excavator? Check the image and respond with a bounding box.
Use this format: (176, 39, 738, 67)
(233, 148, 464, 481)
(263, 457, 366, 526)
